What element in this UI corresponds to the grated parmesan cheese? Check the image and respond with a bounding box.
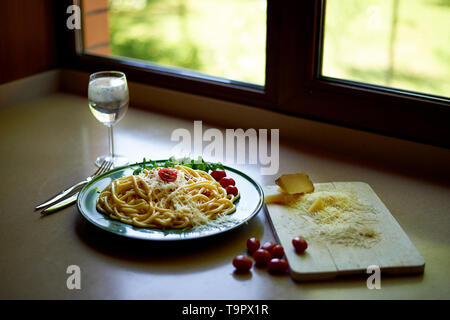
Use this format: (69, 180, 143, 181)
(284, 186, 380, 248)
(191, 213, 241, 232)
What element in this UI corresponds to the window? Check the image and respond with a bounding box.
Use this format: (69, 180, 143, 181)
(322, 0, 449, 99)
(81, 0, 266, 86)
(61, 0, 449, 148)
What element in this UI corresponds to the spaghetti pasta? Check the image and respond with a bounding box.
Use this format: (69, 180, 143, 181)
(96, 165, 239, 229)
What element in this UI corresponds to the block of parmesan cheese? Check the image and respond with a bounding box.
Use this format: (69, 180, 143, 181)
(264, 193, 285, 204)
(264, 193, 290, 204)
(275, 173, 314, 195)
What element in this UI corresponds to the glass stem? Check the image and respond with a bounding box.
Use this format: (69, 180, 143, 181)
(108, 125, 114, 159)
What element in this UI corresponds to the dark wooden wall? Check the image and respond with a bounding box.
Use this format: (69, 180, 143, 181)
(0, 0, 57, 84)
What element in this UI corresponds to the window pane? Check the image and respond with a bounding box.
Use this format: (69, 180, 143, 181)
(322, 0, 450, 98)
(82, 0, 267, 86)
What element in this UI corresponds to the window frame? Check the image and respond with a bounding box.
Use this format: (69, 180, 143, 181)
(58, 0, 450, 148)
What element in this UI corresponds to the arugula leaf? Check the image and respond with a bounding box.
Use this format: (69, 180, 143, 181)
(207, 161, 225, 172)
(132, 156, 224, 175)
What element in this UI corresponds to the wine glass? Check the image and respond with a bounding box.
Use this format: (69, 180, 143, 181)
(88, 71, 129, 167)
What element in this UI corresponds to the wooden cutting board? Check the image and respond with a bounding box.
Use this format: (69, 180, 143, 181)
(264, 182, 425, 281)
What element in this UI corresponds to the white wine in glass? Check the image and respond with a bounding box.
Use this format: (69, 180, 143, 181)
(88, 71, 129, 167)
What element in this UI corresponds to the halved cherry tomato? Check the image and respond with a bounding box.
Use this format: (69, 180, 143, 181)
(226, 186, 238, 196)
(210, 170, 226, 181)
(219, 177, 235, 188)
(267, 258, 289, 274)
(246, 237, 260, 253)
(292, 237, 308, 254)
(271, 245, 285, 259)
(232, 255, 253, 272)
(201, 189, 211, 197)
(253, 249, 271, 266)
(261, 241, 276, 252)
(158, 168, 178, 182)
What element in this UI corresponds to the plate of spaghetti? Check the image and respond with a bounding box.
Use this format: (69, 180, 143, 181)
(77, 159, 264, 240)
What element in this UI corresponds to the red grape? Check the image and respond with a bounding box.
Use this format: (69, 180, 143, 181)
(261, 241, 276, 252)
(232, 255, 253, 272)
(253, 249, 271, 266)
(246, 237, 260, 253)
(267, 258, 289, 274)
(292, 237, 308, 254)
(271, 245, 285, 259)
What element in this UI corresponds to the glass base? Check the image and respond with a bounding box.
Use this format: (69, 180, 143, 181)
(95, 154, 129, 168)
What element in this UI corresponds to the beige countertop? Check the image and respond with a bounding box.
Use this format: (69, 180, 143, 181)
(0, 72, 449, 299)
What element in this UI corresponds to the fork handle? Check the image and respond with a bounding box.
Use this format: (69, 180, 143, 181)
(35, 180, 87, 210)
(40, 192, 79, 215)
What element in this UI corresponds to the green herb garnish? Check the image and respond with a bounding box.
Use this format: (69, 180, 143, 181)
(132, 156, 224, 175)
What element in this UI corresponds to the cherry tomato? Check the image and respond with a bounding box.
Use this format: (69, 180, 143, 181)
(210, 170, 226, 181)
(226, 186, 238, 196)
(219, 177, 236, 188)
(158, 168, 178, 182)
(267, 258, 289, 274)
(201, 189, 211, 197)
(253, 249, 271, 266)
(246, 237, 260, 253)
(261, 241, 276, 252)
(232, 255, 253, 272)
(292, 237, 308, 254)
(271, 245, 285, 259)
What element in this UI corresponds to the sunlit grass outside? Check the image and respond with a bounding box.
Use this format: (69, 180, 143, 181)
(323, 0, 450, 98)
(108, 0, 267, 85)
(107, 0, 448, 97)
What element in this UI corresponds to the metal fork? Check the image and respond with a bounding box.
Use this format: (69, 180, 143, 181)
(35, 160, 113, 210)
